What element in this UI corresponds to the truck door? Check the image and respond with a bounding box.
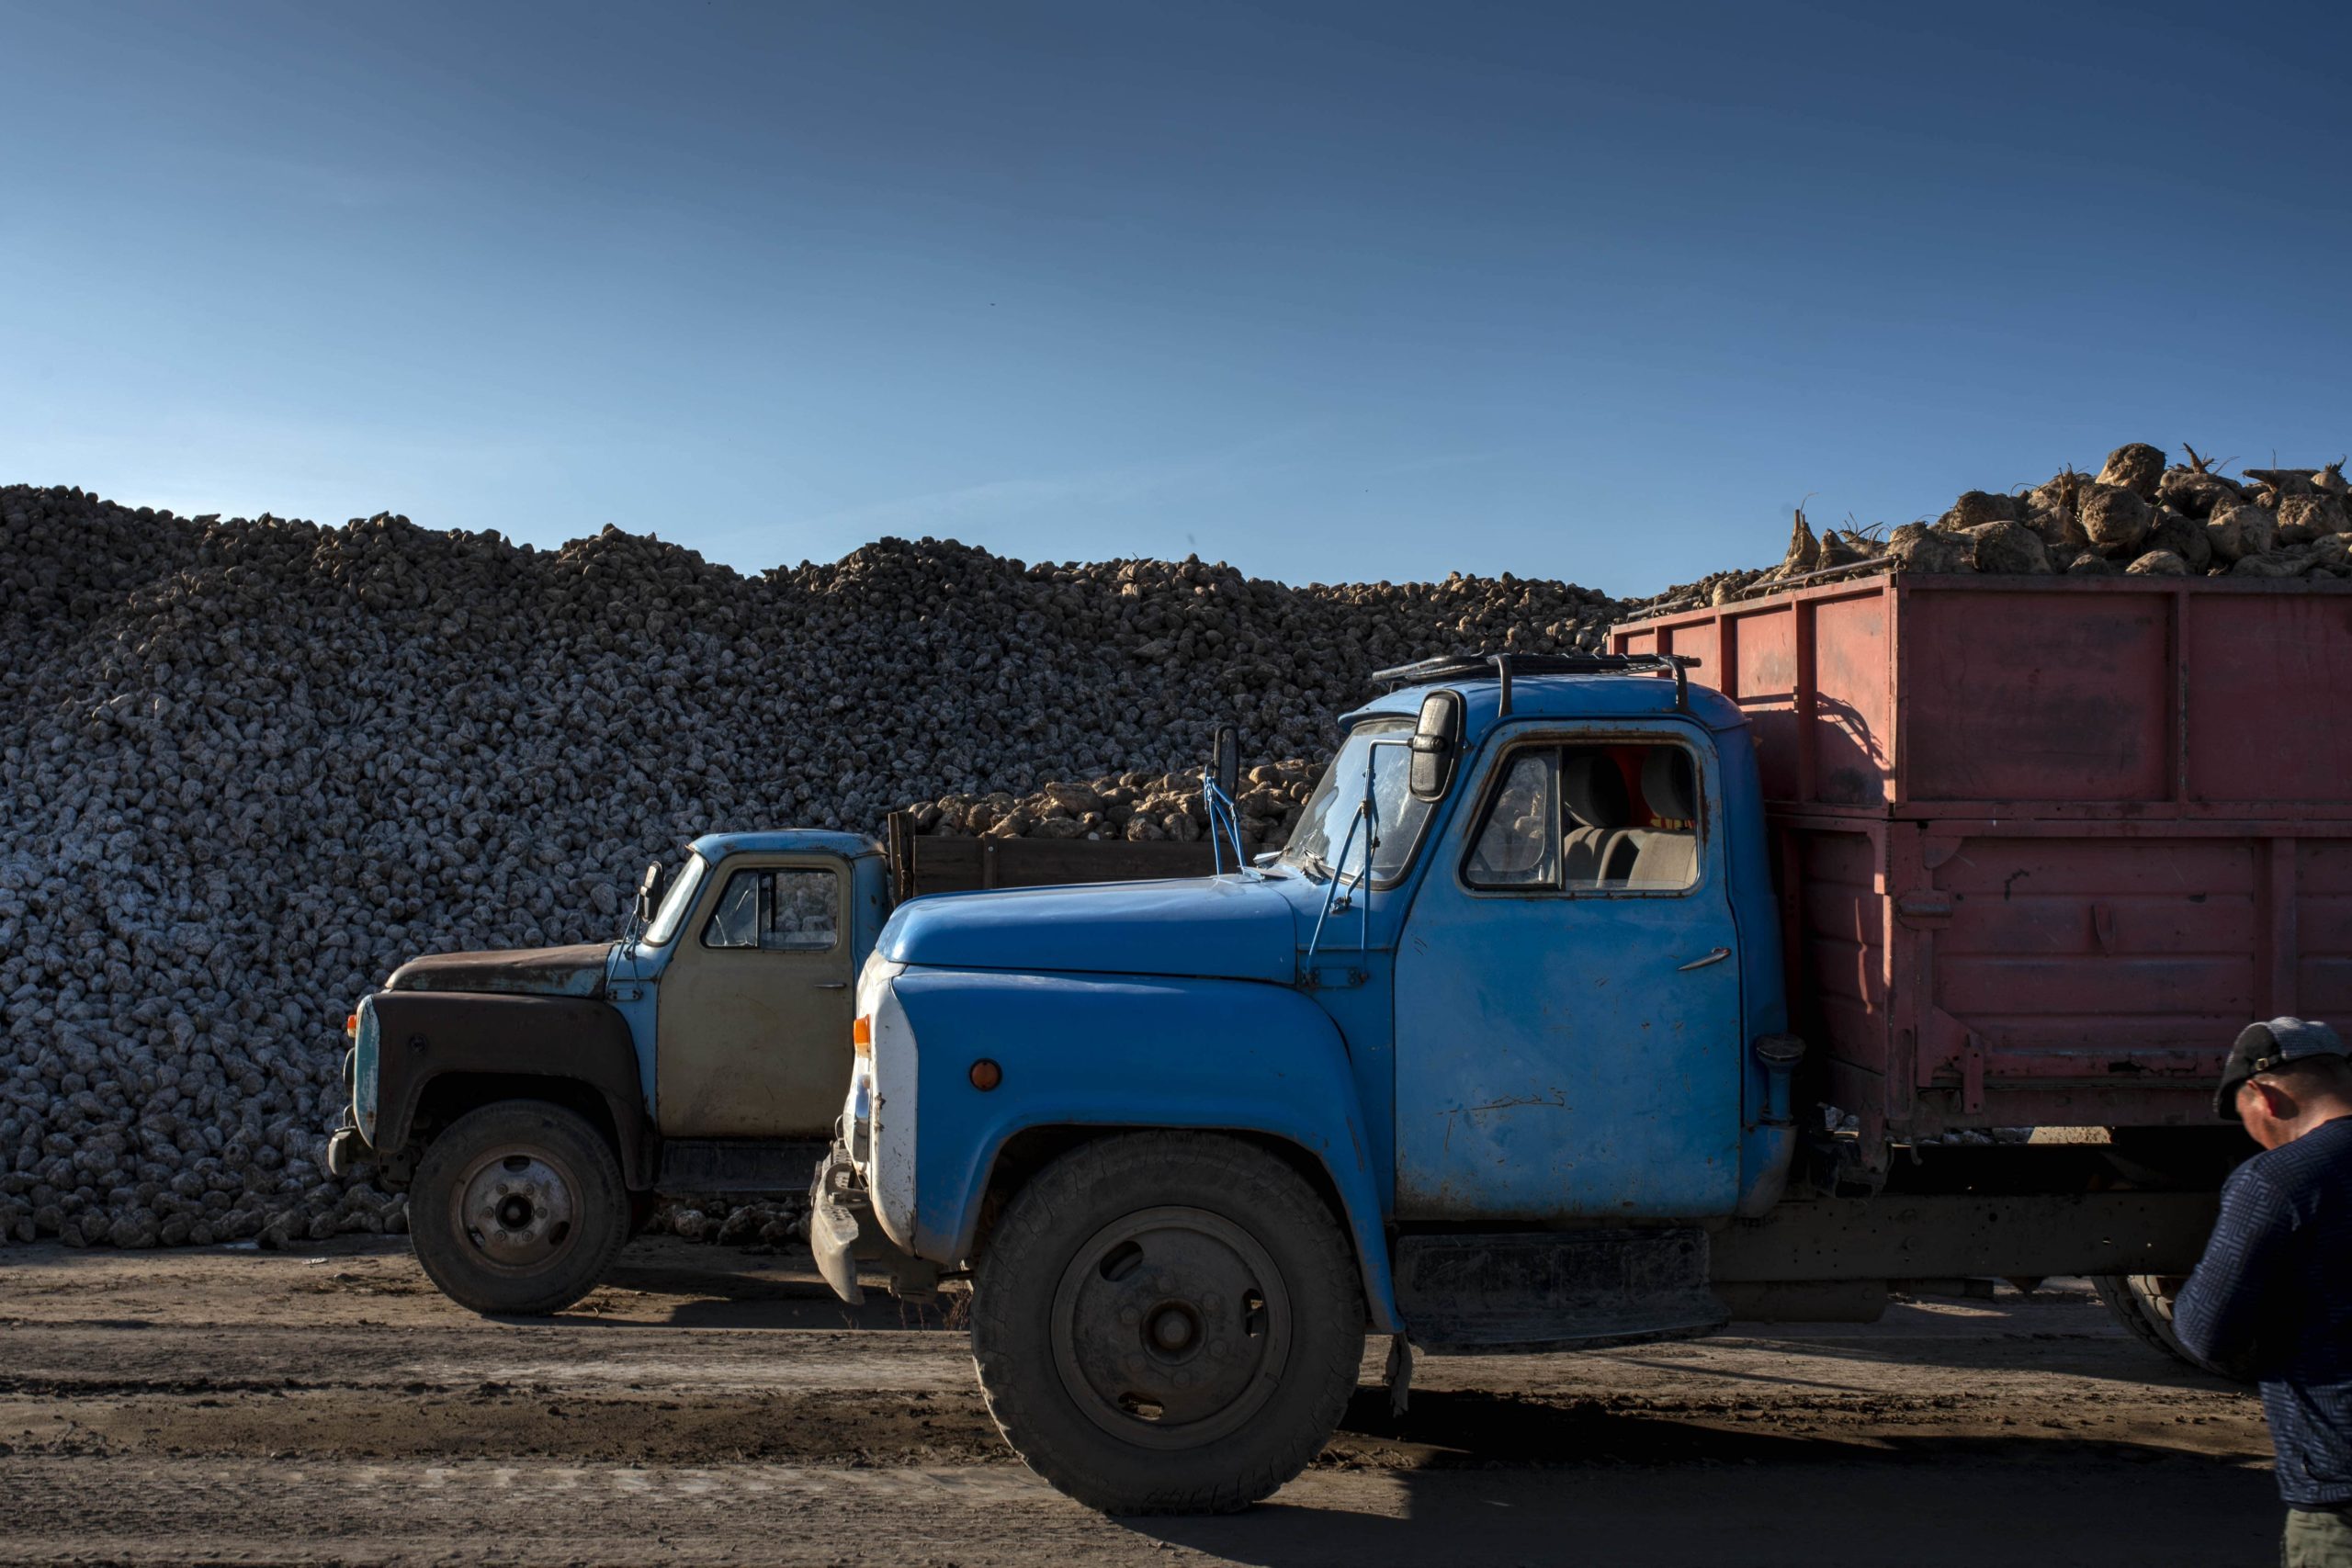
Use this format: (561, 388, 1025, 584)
(1392, 728, 1744, 1220)
(655, 858, 854, 1138)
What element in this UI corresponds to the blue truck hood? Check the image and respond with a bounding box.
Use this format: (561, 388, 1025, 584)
(880, 876, 1298, 985)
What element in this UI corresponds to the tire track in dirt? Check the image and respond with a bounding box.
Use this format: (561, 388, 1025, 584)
(0, 1454, 2284, 1568)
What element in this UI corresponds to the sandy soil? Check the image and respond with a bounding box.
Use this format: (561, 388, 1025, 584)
(0, 1235, 2284, 1566)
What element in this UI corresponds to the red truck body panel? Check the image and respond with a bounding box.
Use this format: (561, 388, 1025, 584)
(1615, 572, 2352, 1154)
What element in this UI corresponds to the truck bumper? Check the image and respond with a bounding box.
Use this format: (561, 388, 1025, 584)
(810, 1147, 868, 1305)
(809, 1145, 937, 1307)
(324, 1124, 374, 1179)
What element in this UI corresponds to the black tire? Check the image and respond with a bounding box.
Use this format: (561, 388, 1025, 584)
(969, 1132, 1366, 1515)
(410, 1100, 628, 1316)
(2092, 1273, 2238, 1379)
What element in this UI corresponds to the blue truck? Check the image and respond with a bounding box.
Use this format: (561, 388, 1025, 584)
(811, 645, 2235, 1515)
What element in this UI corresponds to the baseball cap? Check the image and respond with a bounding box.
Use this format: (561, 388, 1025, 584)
(2215, 1017, 2350, 1118)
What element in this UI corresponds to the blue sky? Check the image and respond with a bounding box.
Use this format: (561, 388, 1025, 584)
(5, 1, 2349, 596)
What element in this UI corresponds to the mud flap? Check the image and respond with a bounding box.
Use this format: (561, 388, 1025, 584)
(1384, 1334, 1415, 1415)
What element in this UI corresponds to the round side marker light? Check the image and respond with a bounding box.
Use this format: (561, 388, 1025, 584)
(969, 1058, 1003, 1092)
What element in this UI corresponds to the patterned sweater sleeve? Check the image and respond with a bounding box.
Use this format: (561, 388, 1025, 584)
(2174, 1163, 2291, 1374)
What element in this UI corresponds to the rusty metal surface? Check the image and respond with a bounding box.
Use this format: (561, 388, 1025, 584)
(1615, 576, 2352, 1152)
(1617, 574, 2352, 821)
(384, 942, 613, 998)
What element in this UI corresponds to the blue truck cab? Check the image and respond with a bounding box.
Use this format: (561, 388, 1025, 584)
(814, 653, 1812, 1514)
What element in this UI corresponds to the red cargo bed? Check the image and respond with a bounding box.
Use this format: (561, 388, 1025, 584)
(1615, 571, 2352, 1154)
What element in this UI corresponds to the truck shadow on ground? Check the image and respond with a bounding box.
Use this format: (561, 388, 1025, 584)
(540, 1249, 967, 1331)
(1324, 1384, 2259, 1466)
(1126, 1388, 2278, 1568)
(1611, 1335, 2243, 1394)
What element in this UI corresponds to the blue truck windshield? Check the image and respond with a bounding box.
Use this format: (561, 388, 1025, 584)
(1282, 718, 1432, 885)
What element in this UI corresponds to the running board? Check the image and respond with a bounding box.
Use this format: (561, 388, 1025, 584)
(1394, 1228, 1727, 1353)
(656, 1138, 830, 1195)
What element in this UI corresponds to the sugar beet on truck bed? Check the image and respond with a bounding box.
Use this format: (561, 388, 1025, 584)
(1618, 570, 2352, 1163)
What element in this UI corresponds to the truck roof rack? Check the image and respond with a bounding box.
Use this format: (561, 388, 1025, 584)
(1370, 651, 1699, 716)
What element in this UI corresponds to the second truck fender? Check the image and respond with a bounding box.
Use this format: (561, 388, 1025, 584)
(368, 991, 654, 1187)
(889, 967, 1402, 1333)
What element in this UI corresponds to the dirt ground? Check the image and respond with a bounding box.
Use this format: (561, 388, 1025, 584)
(0, 1235, 2284, 1566)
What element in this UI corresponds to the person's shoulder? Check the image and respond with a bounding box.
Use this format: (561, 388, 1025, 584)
(2245, 1117, 2352, 1197)
(2222, 1147, 2282, 1208)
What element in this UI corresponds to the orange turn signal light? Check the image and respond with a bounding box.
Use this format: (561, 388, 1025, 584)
(968, 1058, 1002, 1092)
(853, 1016, 873, 1055)
(345, 1013, 359, 1039)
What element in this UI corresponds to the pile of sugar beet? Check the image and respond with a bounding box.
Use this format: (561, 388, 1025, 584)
(896, 760, 1323, 849)
(0, 484, 1622, 1249)
(6, 443, 2341, 1252)
(1659, 442, 2352, 612)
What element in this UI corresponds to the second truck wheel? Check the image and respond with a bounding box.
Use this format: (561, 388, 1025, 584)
(408, 1099, 628, 1316)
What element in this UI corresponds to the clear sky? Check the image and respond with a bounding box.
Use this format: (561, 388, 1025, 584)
(6, 1, 2349, 596)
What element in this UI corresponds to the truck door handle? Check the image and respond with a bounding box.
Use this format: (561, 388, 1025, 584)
(814, 982, 848, 990)
(1679, 947, 1731, 971)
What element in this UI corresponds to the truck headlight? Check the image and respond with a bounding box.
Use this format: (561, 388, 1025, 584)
(351, 995, 381, 1144)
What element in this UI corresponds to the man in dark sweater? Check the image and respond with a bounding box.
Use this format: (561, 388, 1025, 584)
(2176, 1017, 2352, 1567)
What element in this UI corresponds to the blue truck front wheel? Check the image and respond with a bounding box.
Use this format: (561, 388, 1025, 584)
(968, 1131, 1365, 1514)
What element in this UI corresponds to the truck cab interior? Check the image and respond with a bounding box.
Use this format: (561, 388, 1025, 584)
(1463, 740, 1700, 893)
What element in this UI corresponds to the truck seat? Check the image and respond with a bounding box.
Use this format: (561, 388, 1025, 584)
(1622, 749, 1699, 888)
(1560, 753, 1636, 885)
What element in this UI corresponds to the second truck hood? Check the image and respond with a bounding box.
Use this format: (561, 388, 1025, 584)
(881, 877, 1296, 984)
(384, 942, 614, 998)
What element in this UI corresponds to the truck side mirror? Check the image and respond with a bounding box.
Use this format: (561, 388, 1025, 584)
(1408, 691, 1463, 801)
(1211, 723, 1240, 805)
(635, 861, 665, 925)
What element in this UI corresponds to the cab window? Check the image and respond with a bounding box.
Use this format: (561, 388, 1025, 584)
(1462, 741, 1701, 893)
(701, 867, 841, 951)
(1464, 750, 1557, 886)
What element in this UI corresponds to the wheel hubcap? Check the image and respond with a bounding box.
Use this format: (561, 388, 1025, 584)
(1050, 1206, 1291, 1449)
(451, 1147, 579, 1271)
